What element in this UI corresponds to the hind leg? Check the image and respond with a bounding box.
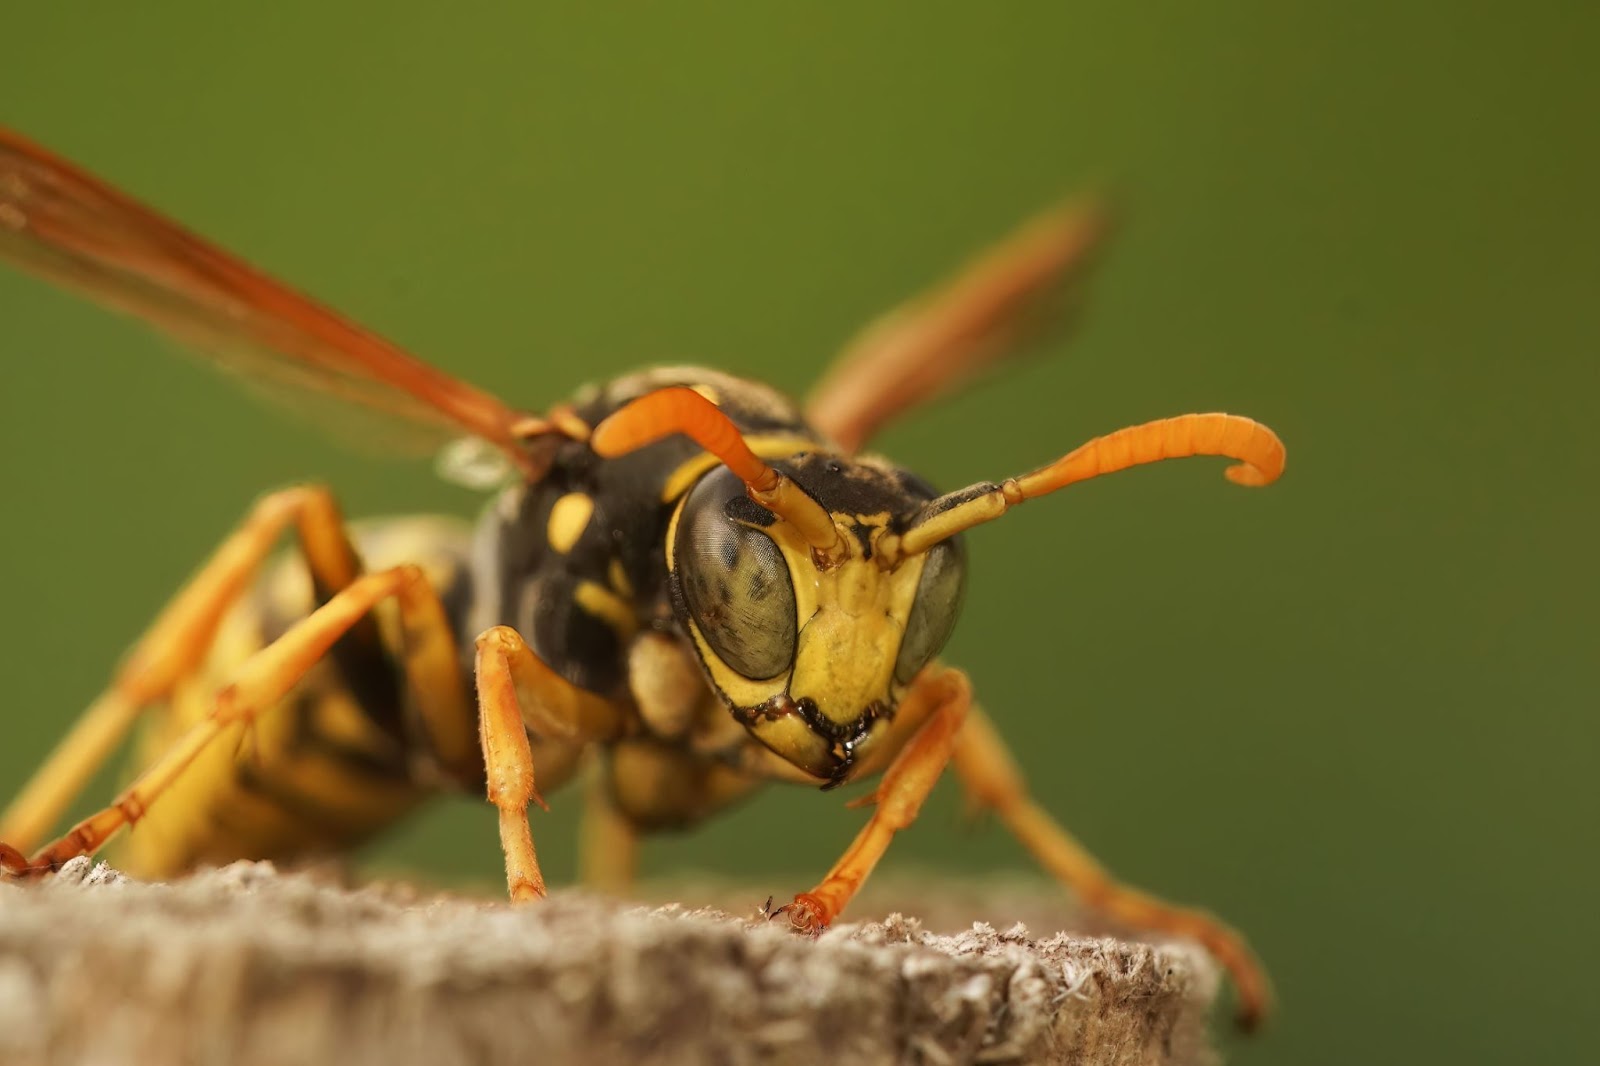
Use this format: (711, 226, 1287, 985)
(0, 486, 367, 853)
(7, 565, 453, 874)
(951, 705, 1272, 1030)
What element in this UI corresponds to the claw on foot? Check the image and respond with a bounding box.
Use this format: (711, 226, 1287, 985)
(1231, 987, 1270, 1034)
(0, 841, 42, 880)
(766, 891, 830, 937)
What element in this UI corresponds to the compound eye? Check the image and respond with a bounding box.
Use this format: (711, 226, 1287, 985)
(675, 468, 799, 680)
(894, 538, 967, 684)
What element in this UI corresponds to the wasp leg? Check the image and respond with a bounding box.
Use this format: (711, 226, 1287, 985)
(0, 485, 366, 854)
(781, 666, 972, 932)
(18, 566, 445, 872)
(579, 762, 638, 896)
(951, 706, 1272, 1031)
(472, 626, 625, 903)
(472, 627, 551, 902)
(572, 627, 714, 896)
(0, 842, 27, 876)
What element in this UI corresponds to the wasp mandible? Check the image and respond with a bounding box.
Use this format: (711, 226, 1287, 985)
(0, 126, 1284, 1029)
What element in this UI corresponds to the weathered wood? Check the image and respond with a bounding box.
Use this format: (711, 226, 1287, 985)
(0, 859, 1219, 1065)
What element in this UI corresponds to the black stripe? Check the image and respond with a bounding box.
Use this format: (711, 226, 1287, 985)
(284, 694, 412, 783)
(233, 758, 382, 846)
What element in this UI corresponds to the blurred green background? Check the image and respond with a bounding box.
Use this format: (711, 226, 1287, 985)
(1, 4, 1594, 1063)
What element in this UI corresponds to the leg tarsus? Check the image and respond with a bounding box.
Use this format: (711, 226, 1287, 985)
(951, 705, 1273, 1031)
(782, 666, 972, 928)
(0, 841, 35, 878)
(473, 624, 627, 905)
(769, 891, 829, 937)
(473, 626, 553, 904)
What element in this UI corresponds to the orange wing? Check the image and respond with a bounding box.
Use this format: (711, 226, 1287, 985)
(0, 126, 539, 477)
(806, 195, 1112, 454)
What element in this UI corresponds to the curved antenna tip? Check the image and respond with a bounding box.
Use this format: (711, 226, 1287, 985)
(1225, 463, 1273, 488)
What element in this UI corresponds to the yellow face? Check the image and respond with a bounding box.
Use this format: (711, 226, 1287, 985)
(667, 463, 966, 783)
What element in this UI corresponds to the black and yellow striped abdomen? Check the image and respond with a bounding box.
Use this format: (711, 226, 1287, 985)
(118, 517, 481, 877)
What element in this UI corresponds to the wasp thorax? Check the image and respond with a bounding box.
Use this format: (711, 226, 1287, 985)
(670, 460, 969, 784)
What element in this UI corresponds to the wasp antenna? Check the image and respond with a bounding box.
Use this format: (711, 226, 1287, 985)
(591, 387, 844, 558)
(900, 413, 1285, 555)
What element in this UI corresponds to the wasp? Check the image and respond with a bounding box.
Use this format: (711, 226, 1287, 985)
(0, 126, 1284, 1028)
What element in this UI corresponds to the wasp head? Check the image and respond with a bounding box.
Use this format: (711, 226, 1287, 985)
(668, 456, 966, 784)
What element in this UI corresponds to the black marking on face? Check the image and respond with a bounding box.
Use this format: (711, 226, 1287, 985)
(734, 694, 892, 786)
(724, 493, 779, 529)
(848, 523, 875, 559)
(909, 481, 1001, 525)
(770, 453, 945, 534)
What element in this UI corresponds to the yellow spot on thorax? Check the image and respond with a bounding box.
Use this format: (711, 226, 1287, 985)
(608, 558, 635, 598)
(547, 492, 594, 554)
(575, 580, 639, 640)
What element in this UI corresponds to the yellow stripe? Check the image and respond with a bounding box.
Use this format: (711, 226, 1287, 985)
(658, 434, 818, 503)
(608, 558, 635, 598)
(575, 580, 639, 640)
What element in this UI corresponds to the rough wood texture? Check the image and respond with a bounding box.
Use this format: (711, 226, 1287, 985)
(0, 859, 1219, 1065)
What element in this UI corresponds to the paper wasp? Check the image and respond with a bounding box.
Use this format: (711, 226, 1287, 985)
(0, 125, 1284, 1028)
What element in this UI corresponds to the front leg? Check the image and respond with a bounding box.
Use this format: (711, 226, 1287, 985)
(951, 705, 1272, 1030)
(781, 666, 971, 932)
(472, 625, 626, 902)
